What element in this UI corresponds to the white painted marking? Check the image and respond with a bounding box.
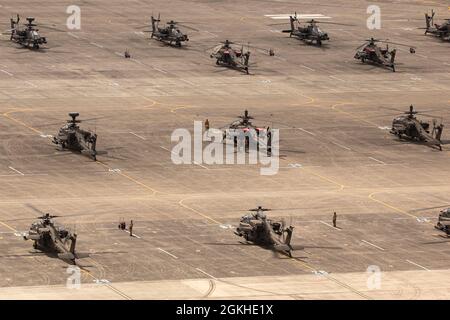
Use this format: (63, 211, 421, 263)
(320, 221, 340, 230)
(203, 31, 218, 38)
(67, 32, 80, 39)
(124, 230, 141, 238)
(313, 270, 329, 275)
(300, 65, 315, 72)
(114, 52, 123, 57)
(361, 240, 385, 251)
(25, 81, 37, 88)
(196, 268, 217, 279)
(297, 128, 316, 136)
(368, 157, 386, 165)
(378, 126, 390, 130)
(90, 42, 104, 48)
(129, 132, 146, 140)
(131, 58, 143, 65)
(1, 70, 13, 76)
(108, 168, 121, 173)
(153, 66, 168, 74)
(93, 279, 111, 284)
(8, 167, 24, 176)
(331, 142, 351, 151)
(157, 248, 178, 259)
(329, 75, 345, 82)
(134, 31, 145, 36)
(180, 79, 196, 86)
(406, 259, 430, 271)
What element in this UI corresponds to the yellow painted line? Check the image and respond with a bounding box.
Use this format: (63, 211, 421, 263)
(178, 198, 222, 225)
(298, 92, 315, 105)
(80, 260, 132, 300)
(3, 110, 43, 135)
(0, 221, 18, 232)
(368, 192, 418, 219)
(331, 103, 380, 127)
(289, 258, 371, 299)
(95, 161, 161, 196)
(302, 167, 345, 190)
(170, 105, 195, 113)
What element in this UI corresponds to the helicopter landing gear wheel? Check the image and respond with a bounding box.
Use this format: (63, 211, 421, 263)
(216, 59, 220, 65)
(317, 39, 322, 46)
(33, 242, 37, 249)
(245, 67, 249, 74)
(392, 66, 396, 72)
(33, 43, 39, 50)
(361, 58, 365, 63)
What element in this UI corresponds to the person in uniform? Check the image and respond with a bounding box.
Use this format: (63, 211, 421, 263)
(129, 220, 134, 237)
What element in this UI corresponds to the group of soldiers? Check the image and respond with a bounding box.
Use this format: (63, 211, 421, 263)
(118, 219, 134, 236)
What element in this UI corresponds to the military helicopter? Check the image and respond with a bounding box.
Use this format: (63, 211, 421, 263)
(354, 38, 416, 72)
(270, 13, 352, 46)
(52, 113, 98, 160)
(235, 206, 295, 257)
(435, 208, 450, 236)
(146, 14, 195, 46)
(389, 105, 444, 150)
(220, 110, 270, 150)
(6, 15, 47, 49)
(210, 40, 251, 74)
(22, 205, 89, 265)
(423, 10, 450, 41)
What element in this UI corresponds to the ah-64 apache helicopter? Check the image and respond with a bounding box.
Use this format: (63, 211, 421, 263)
(52, 113, 98, 160)
(270, 12, 353, 46)
(435, 208, 450, 237)
(219, 110, 272, 152)
(235, 206, 296, 257)
(6, 15, 47, 49)
(143, 14, 197, 46)
(354, 38, 416, 72)
(22, 205, 89, 265)
(210, 40, 252, 74)
(389, 105, 444, 150)
(422, 10, 450, 41)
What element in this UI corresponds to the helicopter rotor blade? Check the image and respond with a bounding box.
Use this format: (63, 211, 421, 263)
(25, 203, 46, 215)
(309, 21, 355, 26)
(178, 24, 199, 32)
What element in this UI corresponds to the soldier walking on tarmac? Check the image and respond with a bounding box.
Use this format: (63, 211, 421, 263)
(332, 212, 337, 228)
(129, 220, 134, 237)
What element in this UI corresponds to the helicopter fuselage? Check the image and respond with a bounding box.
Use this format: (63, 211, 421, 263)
(53, 123, 97, 160)
(391, 116, 430, 140)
